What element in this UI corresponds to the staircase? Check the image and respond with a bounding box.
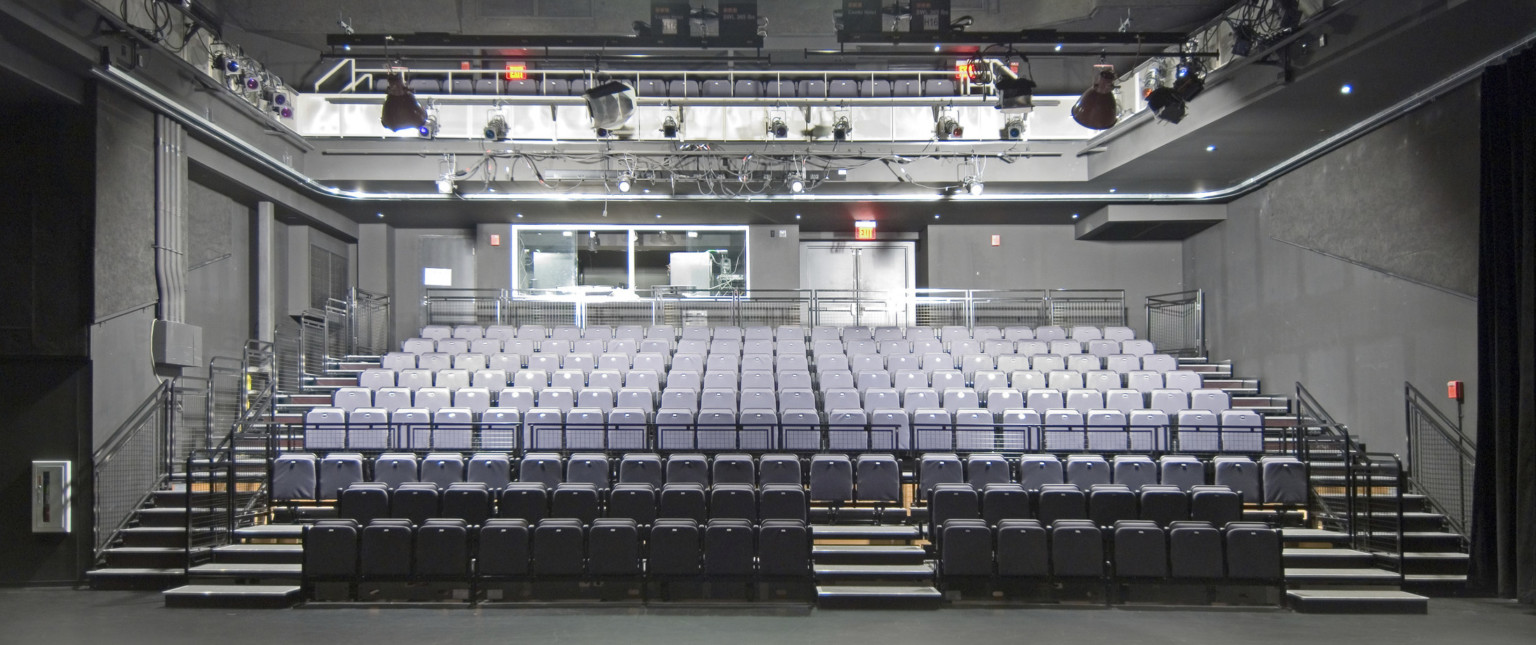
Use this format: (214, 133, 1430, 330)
(811, 524, 941, 609)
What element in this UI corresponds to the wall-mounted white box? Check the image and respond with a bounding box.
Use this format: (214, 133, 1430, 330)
(32, 461, 71, 533)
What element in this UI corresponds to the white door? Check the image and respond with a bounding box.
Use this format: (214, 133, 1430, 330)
(800, 242, 915, 326)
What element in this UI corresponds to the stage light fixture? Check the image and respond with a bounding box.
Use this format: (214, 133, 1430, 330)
(935, 116, 963, 140)
(660, 115, 679, 138)
(964, 177, 984, 195)
(1071, 65, 1119, 130)
(1002, 116, 1024, 140)
(769, 117, 789, 139)
(949, 15, 974, 31)
(583, 81, 636, 131)
(632, 20, 653, 36)
(484, 114, 509, 140)
(1173, 59, 1206, 102)
(418, 112, 439, 138)
(617, 173, 634, 193)
(1145, 87, 1187, 124)
(832, 116, 852, 141)
(993, 74, 1036, 113)
(380, 74, 428, 132)
(787, 173, 806, 194)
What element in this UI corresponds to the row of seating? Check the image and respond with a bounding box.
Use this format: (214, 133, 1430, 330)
(275, 451, 1305, 504)
(304, 517, 811, 585)
(302, 407, 1260, 453)
(930, 482, 1245, 530)
(396, 338, 1161, 360)
(414, 324, 1131, 344)
(337, 480, 814, 526)
(330, 380, 1230, 416)
(936, 519, 1282, 582)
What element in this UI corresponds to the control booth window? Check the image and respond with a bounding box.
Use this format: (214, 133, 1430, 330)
(514, 226, 747, 294)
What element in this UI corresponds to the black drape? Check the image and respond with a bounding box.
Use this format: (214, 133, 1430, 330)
(1471, 46, 1536, 603)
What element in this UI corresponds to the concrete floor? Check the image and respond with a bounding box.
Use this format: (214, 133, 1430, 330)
(1, 589, 1532, 645)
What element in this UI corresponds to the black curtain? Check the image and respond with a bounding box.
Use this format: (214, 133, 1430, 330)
(1471, 46, 1536, 603)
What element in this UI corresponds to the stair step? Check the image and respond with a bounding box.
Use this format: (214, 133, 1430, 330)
(1281, 528, 1352, 545)
(163, 584, 301, 609)
(810, 525, 921, 542)
(812, 545, 928, 564)
(1286, 589, 1428, 614)
(234, 525, 305, 541)
(186, 563, 303, 580)
(1283, 548, 1376, 568)
(1285, 567, 1403, 586)
(87, 567, 187, 590)
(1403, 532, 1465, 550)
(104, 546, 200, 568)
(816, 585, 942, 610)
(814, 563, 934, 581)
(119, 527, 187, 548)
(212, 544, 303, 564)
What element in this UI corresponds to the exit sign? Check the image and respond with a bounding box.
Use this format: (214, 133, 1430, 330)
(855, 220, 877, 240)
(504, 64, 526, 81)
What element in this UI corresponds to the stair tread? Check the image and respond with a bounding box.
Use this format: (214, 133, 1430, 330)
(1405, 574, 1468, 581)
(1283, 548, 1372, 557)
(813, 545, 927, 553)
(164, 584, 301, 597)
(87, 567, 184, 576)
(1285, 567, 1402, 579)
(187, 563, 302, 576)
(816, 585, 941, 597)
(234, 525, 305, 539)
(815, 563, 933, 575)
(811, 525, 920, 538)
(213, 544, 303, 553)
(1286, 589, 1427, 600)
(1282, 529, 1351, 542)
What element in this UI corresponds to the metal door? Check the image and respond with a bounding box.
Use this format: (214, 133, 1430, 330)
(800, 242, 915, 326)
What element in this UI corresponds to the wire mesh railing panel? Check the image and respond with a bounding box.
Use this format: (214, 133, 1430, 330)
(350, 288, 392, 356)
(737, 290, 813, 327)
(174, 376, 208, 467)
(424, 289, 507, 327)
(92, 382, 172, 558)
(323, 300, 350, 361)
(1352, 454, 1407, 563)
(970, 290, 1048, 328)
(584, 300, 656, 328)
(1146, 290, 1204, 357)
(185, 449, 235, 569)
(1405, 383, 1474, 536)
(659, 296, 738, 328)
(1045, 290, 1127, 327)
(298, 311, 326, 381)
(912, 290, 969, 329)
(809, 291, 861, 327)
(273, 317, 303, 393)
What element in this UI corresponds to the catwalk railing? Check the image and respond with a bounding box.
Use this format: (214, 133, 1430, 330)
(1294, 382, 1405, 566)
(92, 380, 176, 560)
(1145, 290, 1205, 358)
(420, 288, 1128, 333)
(1405, 381, 1474, 538)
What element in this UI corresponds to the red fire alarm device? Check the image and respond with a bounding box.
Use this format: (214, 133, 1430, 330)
(991, 234, 1001, 246)
(490, 234, 501, 247)
(854, 220, 877, 240)
(1447, 380, 1463, 402)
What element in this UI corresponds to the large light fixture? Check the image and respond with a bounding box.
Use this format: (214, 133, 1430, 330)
(786, 173, 806, 194)
(1145, 86, 1187, 123)
(583, 81, 635, 132)
(993, 73, 1037, 112)
(963, 177, 984, 195)
(660, 115, 679, 138)
(768, 116, 789, 139)
(1002, 116, 1024, 139)
(832, 116, 852, 141)
(935, 116, 963, 140)
(483, 113, 508, 140)
(380, 73, 428, 131)
(617, 172, 634, 193)
(1071, 64, 1119, 130)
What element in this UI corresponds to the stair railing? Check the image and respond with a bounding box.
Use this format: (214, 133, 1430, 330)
(185, 346, 278, 570)
(91, 380, 176, 561)
(1295, 382, 1406, 569)
(1404, 381, 1474, 538)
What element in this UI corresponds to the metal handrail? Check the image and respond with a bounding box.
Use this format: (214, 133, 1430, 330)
(91, 380, 175, 559)
(1145, 289, 1205, 358)
(1295, 382, 1405, 563)
(1404, 381, 1475, 536)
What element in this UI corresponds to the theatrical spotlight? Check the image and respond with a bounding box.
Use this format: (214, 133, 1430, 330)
(484, 113, 509, 141)
(963, 176, 984, 195)
(1145, 86, 1187, 124)
(935, 116, 963, 140)
(832, 116, 852, 141)
(1002, 116, 1024, 139)
(786, 173, 806, 194)
(418, 112, 440, 138)
(1071, 65, 1119, 130)
(769, 116, 789, 139)
(660, 115, 679, 138)
(632, 20, 653, 36)
(617, 172, 634, 193)
(993, 73, 1036, 112)
(583, 81, 636, 131)
(1174, 59, 1206, 102)
(380, 74, 428, 132)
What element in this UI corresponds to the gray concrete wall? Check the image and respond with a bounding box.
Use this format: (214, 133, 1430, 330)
(393, 229, 478, 341)
(1183, 84, 1481, 455)
(185, 181, 252, 365)
(925, 224, 1185, 336)
(748, 225, 801, 291)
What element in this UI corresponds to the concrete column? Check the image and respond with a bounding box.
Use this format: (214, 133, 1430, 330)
(253, 202, 275, 341)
